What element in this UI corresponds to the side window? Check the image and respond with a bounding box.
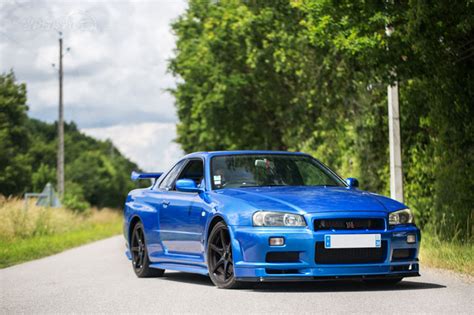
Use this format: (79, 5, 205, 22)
(158, 160, 185, 190)
(177, 159, 204, 188)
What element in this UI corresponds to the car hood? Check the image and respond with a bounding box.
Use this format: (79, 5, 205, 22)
(214, 186, 405, 214)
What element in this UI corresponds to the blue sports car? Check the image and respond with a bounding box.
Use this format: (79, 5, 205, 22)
(124, 151, 420, 289)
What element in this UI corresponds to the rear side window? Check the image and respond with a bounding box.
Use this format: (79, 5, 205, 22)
(158, 160, 185, 190)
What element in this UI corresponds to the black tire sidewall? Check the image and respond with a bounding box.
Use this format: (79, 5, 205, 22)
(131, 222, 164, 278)
(207, 221, 240, 289)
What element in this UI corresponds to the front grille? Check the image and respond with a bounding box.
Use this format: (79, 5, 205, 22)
(314, 218, 385, 231)
(315, 241, 387, 264)
(266, 251, 300, 263)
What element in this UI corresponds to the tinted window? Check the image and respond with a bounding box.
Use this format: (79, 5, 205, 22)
(177, 159, 204, 187)
(158, 160, 185, 190)
(210, 154, 344, 189)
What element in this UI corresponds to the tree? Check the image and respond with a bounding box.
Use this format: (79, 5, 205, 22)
(169, 0, 316, 152)
(0, 72, 31, 196)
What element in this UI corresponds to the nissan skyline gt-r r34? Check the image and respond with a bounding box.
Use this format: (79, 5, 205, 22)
(123, 151, 420, 289)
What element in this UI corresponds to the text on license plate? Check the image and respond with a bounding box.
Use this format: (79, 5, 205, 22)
(324, 234, 381, 249)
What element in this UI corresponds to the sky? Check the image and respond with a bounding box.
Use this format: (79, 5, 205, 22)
(0, 0, 187, 171)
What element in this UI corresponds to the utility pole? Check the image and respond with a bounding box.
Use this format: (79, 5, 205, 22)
(57, 33, 64, 198)
(388, 80, 404, 202)
(385, 24, 404, 203)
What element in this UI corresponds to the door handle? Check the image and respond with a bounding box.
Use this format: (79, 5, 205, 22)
(162, 200, 170, 207)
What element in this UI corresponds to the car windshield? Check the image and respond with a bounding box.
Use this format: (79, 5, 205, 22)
(211, 154, 345, 190)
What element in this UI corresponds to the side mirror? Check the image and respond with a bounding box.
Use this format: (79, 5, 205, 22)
(175, 179, 203, 193)
(346, 177, 359, 188)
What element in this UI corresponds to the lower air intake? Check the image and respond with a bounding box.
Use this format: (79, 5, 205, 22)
(266, 251, 300, 263)
(315, 241, 387, 264)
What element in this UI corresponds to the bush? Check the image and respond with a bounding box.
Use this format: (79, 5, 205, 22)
(61, 182, 90, 212)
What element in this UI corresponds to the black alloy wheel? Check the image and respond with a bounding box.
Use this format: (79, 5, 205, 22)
(131, 222, 164, 278)
(207, 221, 242, 289)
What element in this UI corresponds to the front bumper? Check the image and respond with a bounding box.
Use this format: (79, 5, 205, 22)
(229, 213, 420, 281)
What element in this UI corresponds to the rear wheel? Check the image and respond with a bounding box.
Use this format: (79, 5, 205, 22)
(130, 222, 164, 278)
(363, 277, 403, 285)
(207, 221, 242, 289)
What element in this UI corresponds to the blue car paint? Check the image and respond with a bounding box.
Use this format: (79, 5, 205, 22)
(130, 171, 163, 181)
(124, 151, 420, 280)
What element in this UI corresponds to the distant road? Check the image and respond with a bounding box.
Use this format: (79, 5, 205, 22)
(1, 236, 472, 314)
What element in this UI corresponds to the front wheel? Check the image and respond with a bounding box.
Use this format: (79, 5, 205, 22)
(130, 222, 164, 278)
(207, 221, 242, 289)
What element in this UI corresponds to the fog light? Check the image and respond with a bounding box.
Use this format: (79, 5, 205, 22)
(269, 237, 285, 246)
(407, 234, 416, 244)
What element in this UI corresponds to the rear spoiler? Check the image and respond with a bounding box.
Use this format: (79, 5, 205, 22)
(131, 171, 163, 182)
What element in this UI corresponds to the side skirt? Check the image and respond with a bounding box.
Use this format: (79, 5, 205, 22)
(149, 262, 209, 276)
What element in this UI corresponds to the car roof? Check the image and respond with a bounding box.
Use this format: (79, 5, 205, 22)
(182, 150, 310, 159)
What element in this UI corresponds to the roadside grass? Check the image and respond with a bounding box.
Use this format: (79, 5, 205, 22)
(420, 232, 474, 276)
(0, 198, 122, 268)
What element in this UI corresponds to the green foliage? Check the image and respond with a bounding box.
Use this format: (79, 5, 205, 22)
(31, 163, 55, 192)
(170, 0, 473, 242)
(21, 118, 139, 208)
(62, 182, 90, 212)
(0, 71, 32, 195)
(0, 72, 140, 208)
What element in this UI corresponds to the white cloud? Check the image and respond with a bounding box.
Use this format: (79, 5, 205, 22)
(82, 122, 183, 172)
(0, 0, 187, 170)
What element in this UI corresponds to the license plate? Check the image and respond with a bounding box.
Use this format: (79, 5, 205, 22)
(324, 234, 381, 249)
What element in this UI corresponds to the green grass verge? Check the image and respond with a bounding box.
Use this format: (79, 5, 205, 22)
(0, 220, 121, 269)
(420, 232, 474, 276)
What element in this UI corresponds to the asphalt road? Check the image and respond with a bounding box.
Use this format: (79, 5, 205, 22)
(1, 236, 472, 314)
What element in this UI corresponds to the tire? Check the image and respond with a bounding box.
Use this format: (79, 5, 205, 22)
(130, 222, 164, 278)
(207, 221, 242, 289)
(363, 277, 403, 285)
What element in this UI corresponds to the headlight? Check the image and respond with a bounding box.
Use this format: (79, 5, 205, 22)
(253, 211, 306, 227)
(389, 209, 413, 225)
